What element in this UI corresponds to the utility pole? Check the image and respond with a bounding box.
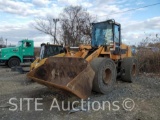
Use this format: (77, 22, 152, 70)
(53, 18, 59, 44)
(5, 39, 7, 47)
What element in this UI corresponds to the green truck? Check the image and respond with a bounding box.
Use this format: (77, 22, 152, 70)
(0, 39, 34, 67)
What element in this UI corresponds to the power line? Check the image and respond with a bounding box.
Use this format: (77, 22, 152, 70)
(96, 2, 160, 18)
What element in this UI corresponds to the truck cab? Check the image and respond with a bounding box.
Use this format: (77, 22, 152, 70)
(0, 39, 34, 67)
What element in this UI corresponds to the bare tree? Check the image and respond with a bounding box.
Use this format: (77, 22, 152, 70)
(60, 6, 92, 46)
(34, 17, 59, 44)
(138, 34, 160, 47)
(33, 6, 94, 46)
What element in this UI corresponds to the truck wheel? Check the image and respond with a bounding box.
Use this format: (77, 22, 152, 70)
(121, 57, 138, 82)
(8, 57, 20, 68)
(90, 58, 117, 94)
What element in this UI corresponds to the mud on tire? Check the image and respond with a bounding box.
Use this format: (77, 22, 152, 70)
(90, 58, 117, 94)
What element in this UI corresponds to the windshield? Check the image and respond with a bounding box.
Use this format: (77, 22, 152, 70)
(17, 41, 22, 46)
(92, 22, 113, 46)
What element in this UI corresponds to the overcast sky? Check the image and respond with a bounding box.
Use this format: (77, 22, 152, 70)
(0, 0, 160, 46)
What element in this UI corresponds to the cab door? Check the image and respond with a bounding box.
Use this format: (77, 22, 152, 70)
(22, 41, 33, 57)
(113, 24, 121, 55)
(114, 24, 121, 46)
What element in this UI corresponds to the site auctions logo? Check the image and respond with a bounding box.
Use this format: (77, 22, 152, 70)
(8, 97, 135, 112)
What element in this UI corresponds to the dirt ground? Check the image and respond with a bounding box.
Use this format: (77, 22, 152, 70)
(0, 65, 160, 120)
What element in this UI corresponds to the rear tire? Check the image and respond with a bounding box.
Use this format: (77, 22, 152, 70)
(8, 57, 20, 68)
(121, 57, 138, 82)
(90, 58, 117, 94)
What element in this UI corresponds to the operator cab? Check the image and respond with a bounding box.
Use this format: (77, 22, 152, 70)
(91, 19, 121, 54)
(40, 43, 64, 59)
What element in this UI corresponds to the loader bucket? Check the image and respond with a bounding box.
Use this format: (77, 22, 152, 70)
(27, 57, 95, 99)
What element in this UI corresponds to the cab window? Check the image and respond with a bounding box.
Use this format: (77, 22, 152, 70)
(92, 22, 113, 46)
(114, 25, 120, 44)
(23, 42, 31, 47)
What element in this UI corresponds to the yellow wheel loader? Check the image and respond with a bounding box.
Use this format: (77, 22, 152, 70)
(27, 19, 138, 99)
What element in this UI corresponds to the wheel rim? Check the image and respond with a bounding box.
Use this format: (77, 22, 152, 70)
(132, 64, 136, 76)
(11, 60, 19, 67)
(103, 68, 112, 84)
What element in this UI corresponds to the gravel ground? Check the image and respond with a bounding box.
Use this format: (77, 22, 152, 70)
(0, 65, 160, 120)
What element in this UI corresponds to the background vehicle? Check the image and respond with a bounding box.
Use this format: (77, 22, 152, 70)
(27, 19, 137, 99)
(12, 43, 64, 73)
(30, 43, 64, 71)
(0, 39, 34, 68)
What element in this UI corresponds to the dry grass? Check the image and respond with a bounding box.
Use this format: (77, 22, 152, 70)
(136, 35, 160, 73)
(137, 48, 160, 73)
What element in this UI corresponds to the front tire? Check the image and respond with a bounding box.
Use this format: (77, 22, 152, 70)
(8, 57, 20, 68)
(90, 58, 117, 94)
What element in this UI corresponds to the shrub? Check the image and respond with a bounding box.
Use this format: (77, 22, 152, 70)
(136, 34, 160, 73)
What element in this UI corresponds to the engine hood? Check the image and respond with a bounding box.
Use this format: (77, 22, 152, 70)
(0, 47, 20, 53)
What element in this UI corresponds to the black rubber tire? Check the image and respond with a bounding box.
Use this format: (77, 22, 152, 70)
(121, 57, 138, 82)
(90, 58, 117, 94)
(8, 57, 20, 68)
